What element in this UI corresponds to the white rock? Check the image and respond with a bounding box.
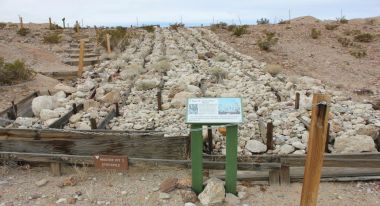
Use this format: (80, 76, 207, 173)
(84, 99, 100, 112)
(32, 96, 57, 116)
(56, 198, 67, 204)
(293, 150, 306, 154)
(35, 179, 48, 187)
(198, 178, 225, 205)
(44, 118, 59, 126)
(171, 91, 196, 108)
(14, 117, 36, 127)
(159, 192, 171, 199)
(75, 122, 91, 130)
(135, 79, 159, 91)
(39, 109, 60, 121)
(238, 191, 248, 199)
(279, 144, 295, 155)
(334, 135, 377, 153)
(54, 91, 66, 99)
(292, 141, 306, 150)
(99, 90, 120, 104)
(54, 83, 76, 93)
(77, 80, 95, 92)
(356, 125, 379, 140)
(184, 203, 196, 206)
(245, 140, 267, 153)
(69, 113, 83, 124)
(225, 193, 240, 206)
(186, 85, 201, 94)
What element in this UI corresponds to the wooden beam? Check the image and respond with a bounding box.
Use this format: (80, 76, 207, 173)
(96, 109, 116, 129)
(106, 33, 111, 53)
(77, 39, 85, 77)
(295, 92, 300, 109)
(0, 92, 38, 118)
(300, 93, 330, 206)
(266, 121, 273, 150)
(48, 104, 83, 129)
(50, 162, 61, 176)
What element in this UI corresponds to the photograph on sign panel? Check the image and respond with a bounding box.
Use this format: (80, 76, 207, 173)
(218, 98, 241, 115)
(188, 103, 198, 114)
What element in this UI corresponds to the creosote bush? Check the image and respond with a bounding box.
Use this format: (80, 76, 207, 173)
(337, 37, 353, 47)
(349, 49, 367, 58)
(257, 31, 278, 51)
(325, 24, 339, 30)
(227, 24, 237, 32)
(208, 66, 227, 84)
(0, 23, 6, 29)
(210, 22, 228, 31)
(97, 27, 137, 52)
(0, 57, 36, 85)
(311, 28, 321, 39)
(257, 18, 270, 25)
(343, 29, 361, 36)
(278, 19, 290, 24)
(354, 33, 374, 42)
(17, 28, 30, 36)
(264, 64, 282, 76)
(43, 32, 61, 44)
(169, 23, 184, 31)
(337, 16, 349, 24)
(140, 25, 155, 33)
(232, 25, 248, 37)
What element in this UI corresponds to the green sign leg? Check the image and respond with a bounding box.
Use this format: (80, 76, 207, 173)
(191, 124, 203, 194)
(225, 125, 238, 194)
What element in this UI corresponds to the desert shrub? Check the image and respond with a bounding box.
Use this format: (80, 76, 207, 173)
(343, 29, 361, 36)
(43, 32, 61, 44)
(140, 25, 155, 33)
(257, 18, 270, 25)
(232, 25, 248, 37)
(211, 22, 228, 31)
(169, 23, 184, 31)
(97, 27, 137, 52)
(0, 57, 36, 85)
(325, 24, 339, 30)
(0, 23, 6, 29)
(338, 37, 353, 47)
(257, 31, 278, 51)
(17, 28, 30, 36)
(264, 64, 282, 76)
(354, 33, 374, 42)
(278, 19, 290, 24)
(366, 19, 376, 25)
(214, 53, 229, 62)
(208, 67, 227, 84)
(73, 22, 80, 32)
(337, 16, 348, 24)
(349, 49, 367, 58)
(227, 24, 237, 31)
(311, 28, 321, 39)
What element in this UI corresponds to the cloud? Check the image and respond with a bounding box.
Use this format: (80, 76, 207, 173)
(0, 0, 379, 26)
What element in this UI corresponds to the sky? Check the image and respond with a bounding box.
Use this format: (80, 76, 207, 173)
(0, 0, 379, 27)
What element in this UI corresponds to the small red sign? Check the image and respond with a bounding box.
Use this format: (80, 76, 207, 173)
(93, 155, 128, 171)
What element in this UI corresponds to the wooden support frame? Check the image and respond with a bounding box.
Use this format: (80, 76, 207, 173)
(77, 39, 85, 77)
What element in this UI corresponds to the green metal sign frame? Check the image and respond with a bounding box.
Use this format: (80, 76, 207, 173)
(186, 98, 242, 195)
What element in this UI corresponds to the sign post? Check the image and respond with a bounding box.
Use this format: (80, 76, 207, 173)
(186, 98, 243, 195)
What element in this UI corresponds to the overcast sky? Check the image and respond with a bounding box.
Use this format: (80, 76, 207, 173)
(0, 0, 379, 26)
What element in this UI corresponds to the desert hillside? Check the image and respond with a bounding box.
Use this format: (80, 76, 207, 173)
(211, 16, 380, 104)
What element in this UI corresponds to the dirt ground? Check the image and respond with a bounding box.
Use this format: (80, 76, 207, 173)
(0, 165, 379, 206)
(211, 16, 380, 103)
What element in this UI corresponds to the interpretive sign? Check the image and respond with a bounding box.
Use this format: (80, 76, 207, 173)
(93, 155, 129, 171)
(186, 98, 243, 124)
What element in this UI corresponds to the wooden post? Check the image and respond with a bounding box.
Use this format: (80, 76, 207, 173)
(115, 103, 120, 117)
(62, 18, 65, 29)
(266, 121, 273, 150)
(300, 94, 330, 206)
(106, 33, 111, 53)
(325, 123, 330, 153)
(75, 21, 80, 33)
(207, 126, 212, 154)
(19, 16, 23, 29)
(50, 162, 61, 176)
(295, 92, 300, 109)
(269, 169, 280, 185)
(157, 89, 162, 111)
(49, 17, 52, 30)
(90, 118, 97, 129)
(280, 165, 290, 185)
(72, 103, 77, 114)
(77, 39, 85, 77)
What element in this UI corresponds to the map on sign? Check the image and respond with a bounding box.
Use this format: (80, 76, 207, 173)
(186, 98, 243, 124)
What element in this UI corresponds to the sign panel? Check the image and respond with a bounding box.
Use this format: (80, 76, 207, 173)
(93, 155, 128, 171)
(186, 98, 243, 124)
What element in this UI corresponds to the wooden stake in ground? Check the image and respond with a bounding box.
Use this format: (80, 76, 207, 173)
(106, 33, 111, 53)
(77, 40, 85, 77)
(49, 17, 52, 30)
(62, 17, 65, 29)
(19, 16, 23, 29)
(300, 93, 330, 206)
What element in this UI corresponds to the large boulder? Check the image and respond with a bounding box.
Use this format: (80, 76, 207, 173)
(198, 178, 225, 205)
(171, 91, 196, 108)
(245, 140, 267, 153)
(14, 117, 36, 127)
(83, 99, 100, 112)
(77, 79, 95, 92)
(32, 96, 58, 116)
(356, 125, 379, 140)
(99, 90, 120, 104)
(39, 109, 60, 121)
(279, 144, 295, 154)
(334, 135, 377, 153)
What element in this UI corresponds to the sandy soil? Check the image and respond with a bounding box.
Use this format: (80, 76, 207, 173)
(211, 17, 380, 103)
(0, 165, 379, 206)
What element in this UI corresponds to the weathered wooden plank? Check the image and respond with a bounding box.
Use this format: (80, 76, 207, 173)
(96, 109, 116, 129)
(269, 169, 280, 185)
(48, 104, 84, 129)
(0, 92, 38, 118)
(282, 158, 380, 168)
